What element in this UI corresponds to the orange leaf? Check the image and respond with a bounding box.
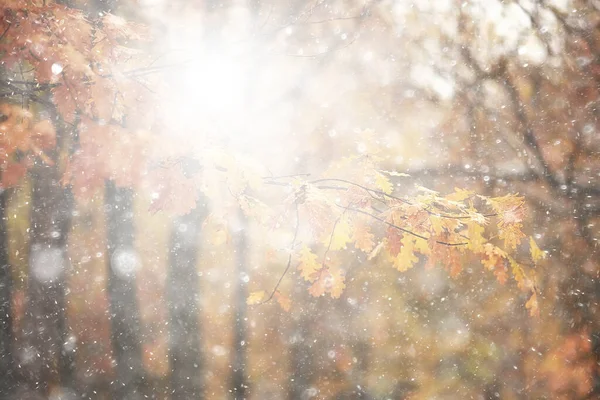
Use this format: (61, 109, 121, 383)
(308, 267, 346, 299)
(274, 291, 291, 312)
(297, 245, 321, 282)
(352, 219, 375, 253)
(247, 291, 266, 305)
(393, 235, 418, 272)
(525, 292, 539, 317)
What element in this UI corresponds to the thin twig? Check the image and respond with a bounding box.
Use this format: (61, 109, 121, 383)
(342, 205, 468, 246)
(321, 213, 343, 267)
(0, 24, 10, 42)
(259, 202, 300, 305)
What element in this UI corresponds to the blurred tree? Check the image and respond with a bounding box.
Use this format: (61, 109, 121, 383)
(105, 182, 144, 399)
(22, 132, 74, 396)
(0, 187, 14, 397)
(166, 205, 205, 398)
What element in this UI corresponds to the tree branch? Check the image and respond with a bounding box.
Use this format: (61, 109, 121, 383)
(258, 202, 300, 305)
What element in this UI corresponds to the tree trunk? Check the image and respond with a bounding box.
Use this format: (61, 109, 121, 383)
(105, 181, 144, 400)
(22, 160, 74, 395)
(288, 315, 314, 400)
(0, 188, 15, 397)
(231, 213, 248, 400)
(166, 204, 205, 398)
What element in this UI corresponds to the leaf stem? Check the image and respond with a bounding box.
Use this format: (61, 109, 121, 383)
(258, 202, 300, 305)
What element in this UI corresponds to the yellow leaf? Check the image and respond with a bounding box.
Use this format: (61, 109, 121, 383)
(509, 258, 525, 290)
(274, 291, 291, 312)
(413, 237, 430, 255)
(500, 223, 526, 250)
(375, 172, 393, 194)
(379, 169, 410, 177)
(329, 215, 352, 251)
(247, 291, 265, 305)
(308, 270, 327, 297)
(530, 237, 545, 262)
(481, 243, 509, 283)
(467, 222, 486, 252)
(429, 215, 444, 235)
(308, 267, 346, 298)
(446, 188, 473, 202)
(525, 292, 539, 317)
(368, 240, 386, 260)
(352, 220, 375, 253)
(298, 245, 321, 282)
(328, 267, 346, 299)
(393, 235, 418, 272)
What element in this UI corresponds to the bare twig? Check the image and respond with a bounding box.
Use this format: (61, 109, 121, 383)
(341, 205, 468, 246)
(258, 202, 300, 305)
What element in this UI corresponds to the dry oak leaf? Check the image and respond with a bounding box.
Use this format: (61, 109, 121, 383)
(374, 171, 393, 194)
(352, 219, 375, 253)
(274, 291, 291, 312)
(297, 245, 321, 282)
(530, 237, 546, 262)
(308, 267, 346, 299)
(329, 215, 352, 251)
(525, 292, 539, 317)
(247, 291, 266, 305)
(481, 243, 509, 284)
(393, 235, 419, 272)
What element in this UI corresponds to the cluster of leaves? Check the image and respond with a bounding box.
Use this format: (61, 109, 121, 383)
(247, 152, 544, 315)
(0, 1, 545, 318)
(0, 102, 55, 186)
(1, 0, 155, 193)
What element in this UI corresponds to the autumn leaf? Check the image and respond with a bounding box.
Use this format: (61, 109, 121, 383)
(379, 169, 410, 177)
(446, 187, 474, 202)
(328, 267, 346, 298)
(499, 223, 526, 250)
(374, 171, 393, 194)
(393, 235, 418, 272)
(466, 222, 486, 253)
(429, 215, 445, 235)
(298, 245, 321, 282)
(329, 215, 352, 251)
(386, 225, 403, 257)
(481, 243, 509, 284)
(247, 291, 266, 305)
(368, 240, 386, 260)
(526, 292, 539, 317)
(530, 237, 546, 262)
(274, 291, 291, 312)
(308, 270, 327, 297)
(352, 219, 375, 253)
(302, 193, 336, 242)
(308, 267, 346, 298)
(446, 248, 463, 278)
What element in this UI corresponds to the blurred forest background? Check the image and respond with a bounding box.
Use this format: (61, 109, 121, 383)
(0, 0, 599, 399)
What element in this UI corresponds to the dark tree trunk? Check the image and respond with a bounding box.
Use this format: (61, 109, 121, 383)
(105, 181, 144, 400)
(0, 188, 15, 398)
(21, 160, 75, 395)
(288, 315, 314, 400)
(166, 204, 205, 398)
(231, 213, 248, 400)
